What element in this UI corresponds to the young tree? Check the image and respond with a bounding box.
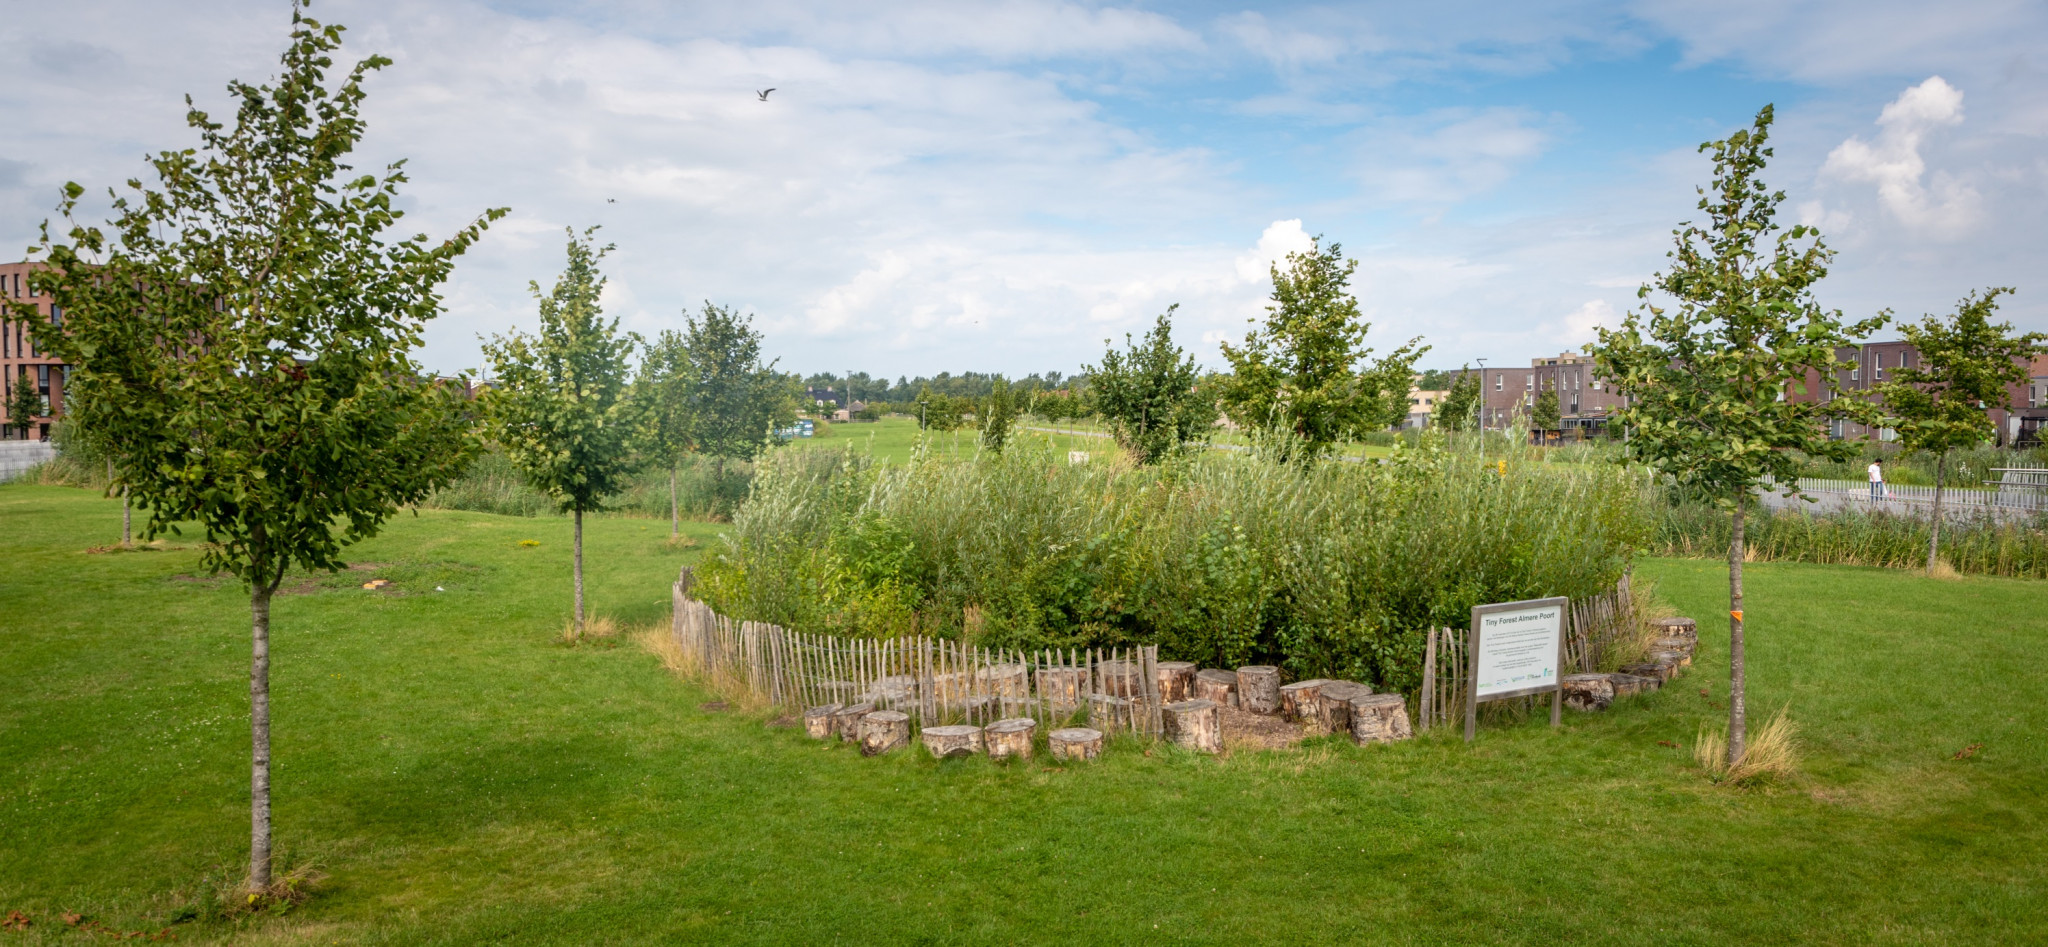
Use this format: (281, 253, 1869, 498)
(636, 329, 696, 538)
(1874, 288, 2044, 572)
(1435, 367, 1481, 433)
(20, 7, 498, 891)
(482, 229, 639, 635)
(979, 377, 1018, 452)
(1531, 388, 1562, 433)
(682, 303, 792, 481)
(1219, 237, 1426, 462)
(1087, 306, 1217, 464)
(3, 370, 42, 439)
(1588, 105, 1883, 768)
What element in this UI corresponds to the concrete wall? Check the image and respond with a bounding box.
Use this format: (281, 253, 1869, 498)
(0, 440, 56, 482)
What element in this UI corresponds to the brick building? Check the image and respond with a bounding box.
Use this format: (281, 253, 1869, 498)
(1791, 343, 2048, 447)
(1, 262, 64, 441)
(1448, 352, 1629, 435)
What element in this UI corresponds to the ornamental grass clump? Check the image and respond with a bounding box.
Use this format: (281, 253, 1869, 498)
(697, 437, 1655, 693)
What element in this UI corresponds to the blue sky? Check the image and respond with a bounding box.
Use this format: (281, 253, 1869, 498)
(3, 1, 2043, 379)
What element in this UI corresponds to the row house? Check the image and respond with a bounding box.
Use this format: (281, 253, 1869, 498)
(1792, 343, 2048, 447)
(1, 262, 64, 441)
(1447, 353, 1629, 434)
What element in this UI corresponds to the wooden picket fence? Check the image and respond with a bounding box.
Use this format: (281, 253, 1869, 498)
(671, 572, 1164, 739)
(1417, 573, 1639, 732)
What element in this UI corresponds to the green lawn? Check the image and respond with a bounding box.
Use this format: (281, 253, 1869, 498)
(2, 484, 2042, 944)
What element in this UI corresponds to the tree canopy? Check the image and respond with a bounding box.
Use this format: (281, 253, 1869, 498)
(1219, 237, 1425, 461)
(682, 303, 792, 469)
(1087, 306, 1216, 464)
(17, 5, 499, 890)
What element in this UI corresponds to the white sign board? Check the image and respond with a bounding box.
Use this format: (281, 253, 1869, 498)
(1473, 600, 1564, 698)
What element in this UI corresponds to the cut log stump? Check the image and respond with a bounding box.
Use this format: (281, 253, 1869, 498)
(1652, 617, 1697, 640)
(1036, 667, 1088, 708)
(1088, 693, 1132, 732)
(803, 704, 843, 740)
(920, 724, 985, 759)
(1098, 660, 1145, 697)
(1155, 662, 1197, 703)
(1314, 681, 1371, 734)
(1162, 699, 1221, 753)
(830, 702, 874, 743)
(1236, 666, 1283, 715)
(1607, 672, 1660, 696)
(986, 717, 1037, 761)
(1618, 661, 1674, 683)
(1193, 669, 1238, 708)
(1649, 650, 1689, 673)
(859, 710, 911, 756)
(978, 663, 1029, 697)
(1561, 674, 1615, 712)
(1348, 693, 1413, 744)
(1651, 638, 1695, 662)
(1049, 727, 1104, 761)
(1279, 679, 1332, 723)
(866, 675, 919, 706)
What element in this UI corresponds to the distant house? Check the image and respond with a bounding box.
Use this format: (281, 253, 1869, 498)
(1, 262, 64, 441)
(1404, 388, 1449, 430)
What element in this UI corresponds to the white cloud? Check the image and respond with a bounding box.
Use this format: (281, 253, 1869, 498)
(1820, 76, 1981, 236)
(1352, 108, 1559, 206)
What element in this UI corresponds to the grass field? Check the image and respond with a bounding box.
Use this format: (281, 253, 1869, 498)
(785, 416, 1122, 465)
(2, 483, 2043, 944)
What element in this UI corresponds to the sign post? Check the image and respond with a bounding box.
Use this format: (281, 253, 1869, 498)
(1464, 596, 1569, 742)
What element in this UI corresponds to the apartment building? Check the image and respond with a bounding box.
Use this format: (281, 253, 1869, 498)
(1793, 343, 2048, 447)
(0, 262, 64, 441)
(1447, 352, 1628, 434)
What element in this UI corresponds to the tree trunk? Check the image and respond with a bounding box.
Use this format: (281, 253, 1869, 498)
(1727, 500, 1747, 767)
(249, 584, 274, 891)
(1927, 452, 1946, 573)
(803, 703, 842, 740)
(669, 464, 680, 539)
(1154, 661, 1196, 703)
(573, 508, 586, 636)
(122, 491, 131, 546)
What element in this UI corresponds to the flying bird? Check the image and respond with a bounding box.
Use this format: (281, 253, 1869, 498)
(757, 88, 776, 101)
(606, 198, 615, 203)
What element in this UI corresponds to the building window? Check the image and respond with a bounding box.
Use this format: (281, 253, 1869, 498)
(1495, 374, 1502, 391)
(1874, 353, 1884, 380)
(50, 306, 62, 326)
(37, 364, 50, 399)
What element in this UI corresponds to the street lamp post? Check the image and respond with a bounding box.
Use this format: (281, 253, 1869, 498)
(1474, 358, 1488, 467)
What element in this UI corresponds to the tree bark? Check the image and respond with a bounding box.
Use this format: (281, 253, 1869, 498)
(669, 464, 680, 539)
(803, 704, 842, 740)
(1279, 679, 1331, 723)
(1561, 674, 1615, 712)
(1193, 669, 1237, 708)
(1154, 661, 1196, 703)
(573, 508, 586, 635)
(1347, 693, 1413, 744)
(122, 491, 131, 546)
(1728, 499, 1747, 766)
(1927, 451, 1945, 573)
(249, 584, 274, 891)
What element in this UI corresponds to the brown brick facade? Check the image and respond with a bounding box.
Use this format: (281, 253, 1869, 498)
(1, 262, 65, 441)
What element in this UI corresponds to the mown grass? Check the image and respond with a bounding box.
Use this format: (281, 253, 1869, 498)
(2, 484, 2043, 944)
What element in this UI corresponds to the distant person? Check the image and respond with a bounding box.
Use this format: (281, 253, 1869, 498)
(1868, 458, 1886, 502)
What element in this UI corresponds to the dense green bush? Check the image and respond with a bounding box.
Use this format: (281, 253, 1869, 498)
(696, 440, 1655, 692)
(1656, 499, 2048, 578)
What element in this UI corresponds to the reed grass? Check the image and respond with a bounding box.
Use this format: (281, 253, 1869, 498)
(1696, 706, 1800, 786)
(697, 438, 1656, 693)
(1656, 500, 2048, 578)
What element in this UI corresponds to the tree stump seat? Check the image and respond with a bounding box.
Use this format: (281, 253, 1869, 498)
(830, 702, 874, 742)
(859, 710, 910, 756)
(1088, 693, 1132, 732)
(1314, 681, 1371, 734)
(1279, 679, 1332, 723)
(920, 724, 984, 759)
(1163, 698, 1222, 753)
(1236, 666, 1282, 715)
(1348, 693, 1413, 744)
(1606, 672, 1660, 697)
(1651, 617, 1697, 639)
(1155, 662, 1197, 702)
(1193, 669, 1238, 708)
(1049, 727, 1104, 761)
(803, 703, 842, 740)
(1561, 674, 1615, 712)
(986, 717, 1037, 760)
(1618, 661, 1673, 683)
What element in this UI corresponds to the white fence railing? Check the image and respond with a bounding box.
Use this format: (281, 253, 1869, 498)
(1792, 475, 2048, 513)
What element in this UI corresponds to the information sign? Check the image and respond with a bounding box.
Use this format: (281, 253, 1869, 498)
(1465, 596, 1569, 741)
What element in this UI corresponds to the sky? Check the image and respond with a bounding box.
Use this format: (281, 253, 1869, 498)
(2, 0, 2044, 380)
